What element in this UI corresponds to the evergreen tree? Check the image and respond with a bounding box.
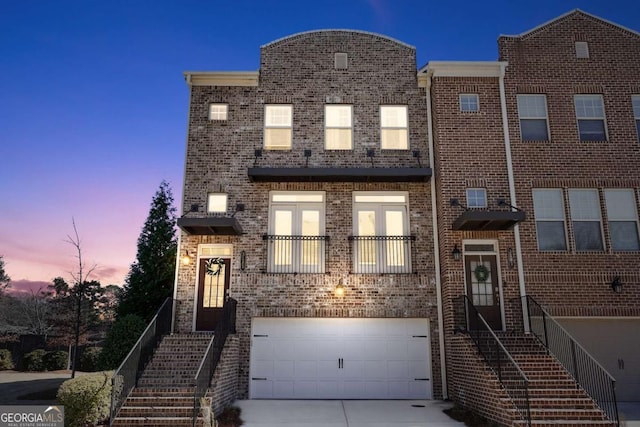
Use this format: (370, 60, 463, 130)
(0, 256, 10, 294)
(117, 181, 177, 321)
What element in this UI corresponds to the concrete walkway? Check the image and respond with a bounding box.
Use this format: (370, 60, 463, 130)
(235, 400, 465, 427)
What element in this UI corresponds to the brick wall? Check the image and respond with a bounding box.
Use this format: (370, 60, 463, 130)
(209, 335, 240, 416)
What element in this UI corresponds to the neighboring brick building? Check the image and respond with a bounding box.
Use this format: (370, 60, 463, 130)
(170, 9, 639, 425)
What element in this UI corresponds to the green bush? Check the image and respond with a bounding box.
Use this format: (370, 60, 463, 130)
(57, 371, 112, 427)
(0, 349, 14, 370)
(23, 349, 46, 371)
(80, 347, 102, 372)
(98, 314, 147, 370)
(43, 350, 68, 371)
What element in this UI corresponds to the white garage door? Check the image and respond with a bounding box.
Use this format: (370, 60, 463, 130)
(249, 317, 432, 399)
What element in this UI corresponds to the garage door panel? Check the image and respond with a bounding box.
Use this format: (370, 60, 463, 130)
(250, 317, 432, 399)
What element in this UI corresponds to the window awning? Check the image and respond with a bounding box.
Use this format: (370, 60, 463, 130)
(177, 217, 243, 235)
(452, 210, 526, 231)
(248, 167, 432, 182)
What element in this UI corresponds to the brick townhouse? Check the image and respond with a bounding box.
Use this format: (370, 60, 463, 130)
(110, 8, 640, 427)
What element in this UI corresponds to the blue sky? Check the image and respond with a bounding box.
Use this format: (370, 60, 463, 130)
(1, 0, 638, 292)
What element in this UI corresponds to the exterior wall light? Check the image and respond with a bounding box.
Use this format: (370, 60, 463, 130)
(452, 244, 461, 261)
(611, 277, 623, 293)
(335, 278, 345, 297)
(181, 250, 192, 265)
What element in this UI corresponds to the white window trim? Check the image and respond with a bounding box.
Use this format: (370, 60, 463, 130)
(209, 103, 228, 121)
(574, 95, 608, 141)
(380, 105, 409, 150)
(459, 94, 479, 113)
(517, 94, 550, 141)
(264, 104, 293, 150)
(532, 188, 569, 252)
(466, 188, 487, 209)
(604, 189, 640, 252)
(568, 188, 605, 252)
(324, 105, 353, 150)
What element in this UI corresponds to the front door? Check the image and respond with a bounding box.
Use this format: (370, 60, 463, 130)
(196, 257, 230, 331)
(465, 254, 502, 330)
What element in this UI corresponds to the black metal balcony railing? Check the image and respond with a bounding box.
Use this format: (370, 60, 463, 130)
(262, 235, 329, 273)
(453, 295, 531, 426)
(110, 297, 173, 426)
(524, 296, 619, 426)
(348, 235, 416, 274)
(192, 298, 237, 427)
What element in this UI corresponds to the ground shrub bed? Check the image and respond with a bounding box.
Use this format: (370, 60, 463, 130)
(23, 349, 47, 371)
(0, 349, 14, 370)
(43, 350, 68, 371)
(57, 371, 112, 427)
(80, 347, 102, 372)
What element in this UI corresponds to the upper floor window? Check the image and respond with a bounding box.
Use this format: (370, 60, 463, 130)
(575, 41, 590, 59)
(352, 192, 412, 273)
(325, 105, 352, 150)
(267, 192, 326, 273)
(568, 189, 604, 251)
(632, 95, 640, 141)
(207, 193, 227, 213)
(209, 104, 228, 121)
(264, 105, 292, 150)
(517, 95, 549, 141)
(460, 94, 479, 112)
(466, 188, 487, 208)
(532, 189, 567, 251)
(574, 95, 607, 141)
(334, 52, 348, 70)
(604, 189, 640, 251)
(380, 106, 408, 150)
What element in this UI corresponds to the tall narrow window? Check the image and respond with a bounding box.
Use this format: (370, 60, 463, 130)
(604, 189, 640, 251)
(532, 189, 567, 251)
(209, 104, 228, 121)
(517, 95, 549, 141)
(380, 106, 408, 149)
(352, 192, 411, 273)
(264, 105, 292, 149)
(574, 95, 607, 141)
(325, 105, 352, 150)
(569, 189, 604, 251)
(459, 94, 479, 112)
(632, 95, 640, 141)
(267, 192, 326, 273)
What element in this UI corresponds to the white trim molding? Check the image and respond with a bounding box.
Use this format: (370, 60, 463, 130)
(184, 71, 259, 87)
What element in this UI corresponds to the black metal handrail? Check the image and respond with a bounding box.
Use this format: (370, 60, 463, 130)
(453, 295, 531, 426)
(109, 297, 173, 425)
(348, 235, 416, 274)
(192, 298, 237, 426)
(524, 296, 619, 426)
(263, 235, 329, 273)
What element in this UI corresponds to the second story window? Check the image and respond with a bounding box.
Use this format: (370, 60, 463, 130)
(632, 95, 640, 141)
(325, 105, 352, 150)
(209, 104, 228, 121)
(264, 105, 292, 150)
(266, 192, 326, 273)
(380, 106, 408, 150)
(568, 189, 604, 251)
(207, 193, 227, 213)
(466, 188, 487, 208)
(459, 94, 479, 112)
(352, 192, 412, 273)
(517, 95, 549, 141)
(533, 189, 567, 251)
(574, 95, 607, 141)
(604, 189, 640, 251)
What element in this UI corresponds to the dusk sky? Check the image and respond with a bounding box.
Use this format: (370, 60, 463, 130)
(2, 0, 639, 294)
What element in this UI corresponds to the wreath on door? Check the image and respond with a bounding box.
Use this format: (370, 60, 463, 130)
(474, 264, 490, 282)
(205, 257, 225, 276)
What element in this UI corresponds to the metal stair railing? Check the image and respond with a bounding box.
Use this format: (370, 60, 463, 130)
(524, 295, 619, 426)
(109, 297, 174, 426)
(453, 295, 531, 426)
(192, 297, 237, 426)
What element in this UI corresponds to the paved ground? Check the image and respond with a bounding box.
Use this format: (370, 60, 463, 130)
(0, 371, 83, 405)
(236, 400, 466, 427)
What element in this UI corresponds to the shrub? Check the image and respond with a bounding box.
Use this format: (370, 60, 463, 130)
(0, 349, 14, 370)
(98, 314, 147, 370)
(43, 350, 68, 371)
(57, 371, 112, 427)
(80, 347, 102, 372)
(23, 349, 46, 371)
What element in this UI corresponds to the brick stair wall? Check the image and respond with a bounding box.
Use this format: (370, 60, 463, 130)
(449, 332, 616, 426)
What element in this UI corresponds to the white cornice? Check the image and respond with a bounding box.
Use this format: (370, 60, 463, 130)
(421, 61, 507, 78)
(183, 71, 259, 87)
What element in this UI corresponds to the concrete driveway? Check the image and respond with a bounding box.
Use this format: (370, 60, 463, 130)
(235, 400, 465, 427)
(0, 371, 79, 405)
